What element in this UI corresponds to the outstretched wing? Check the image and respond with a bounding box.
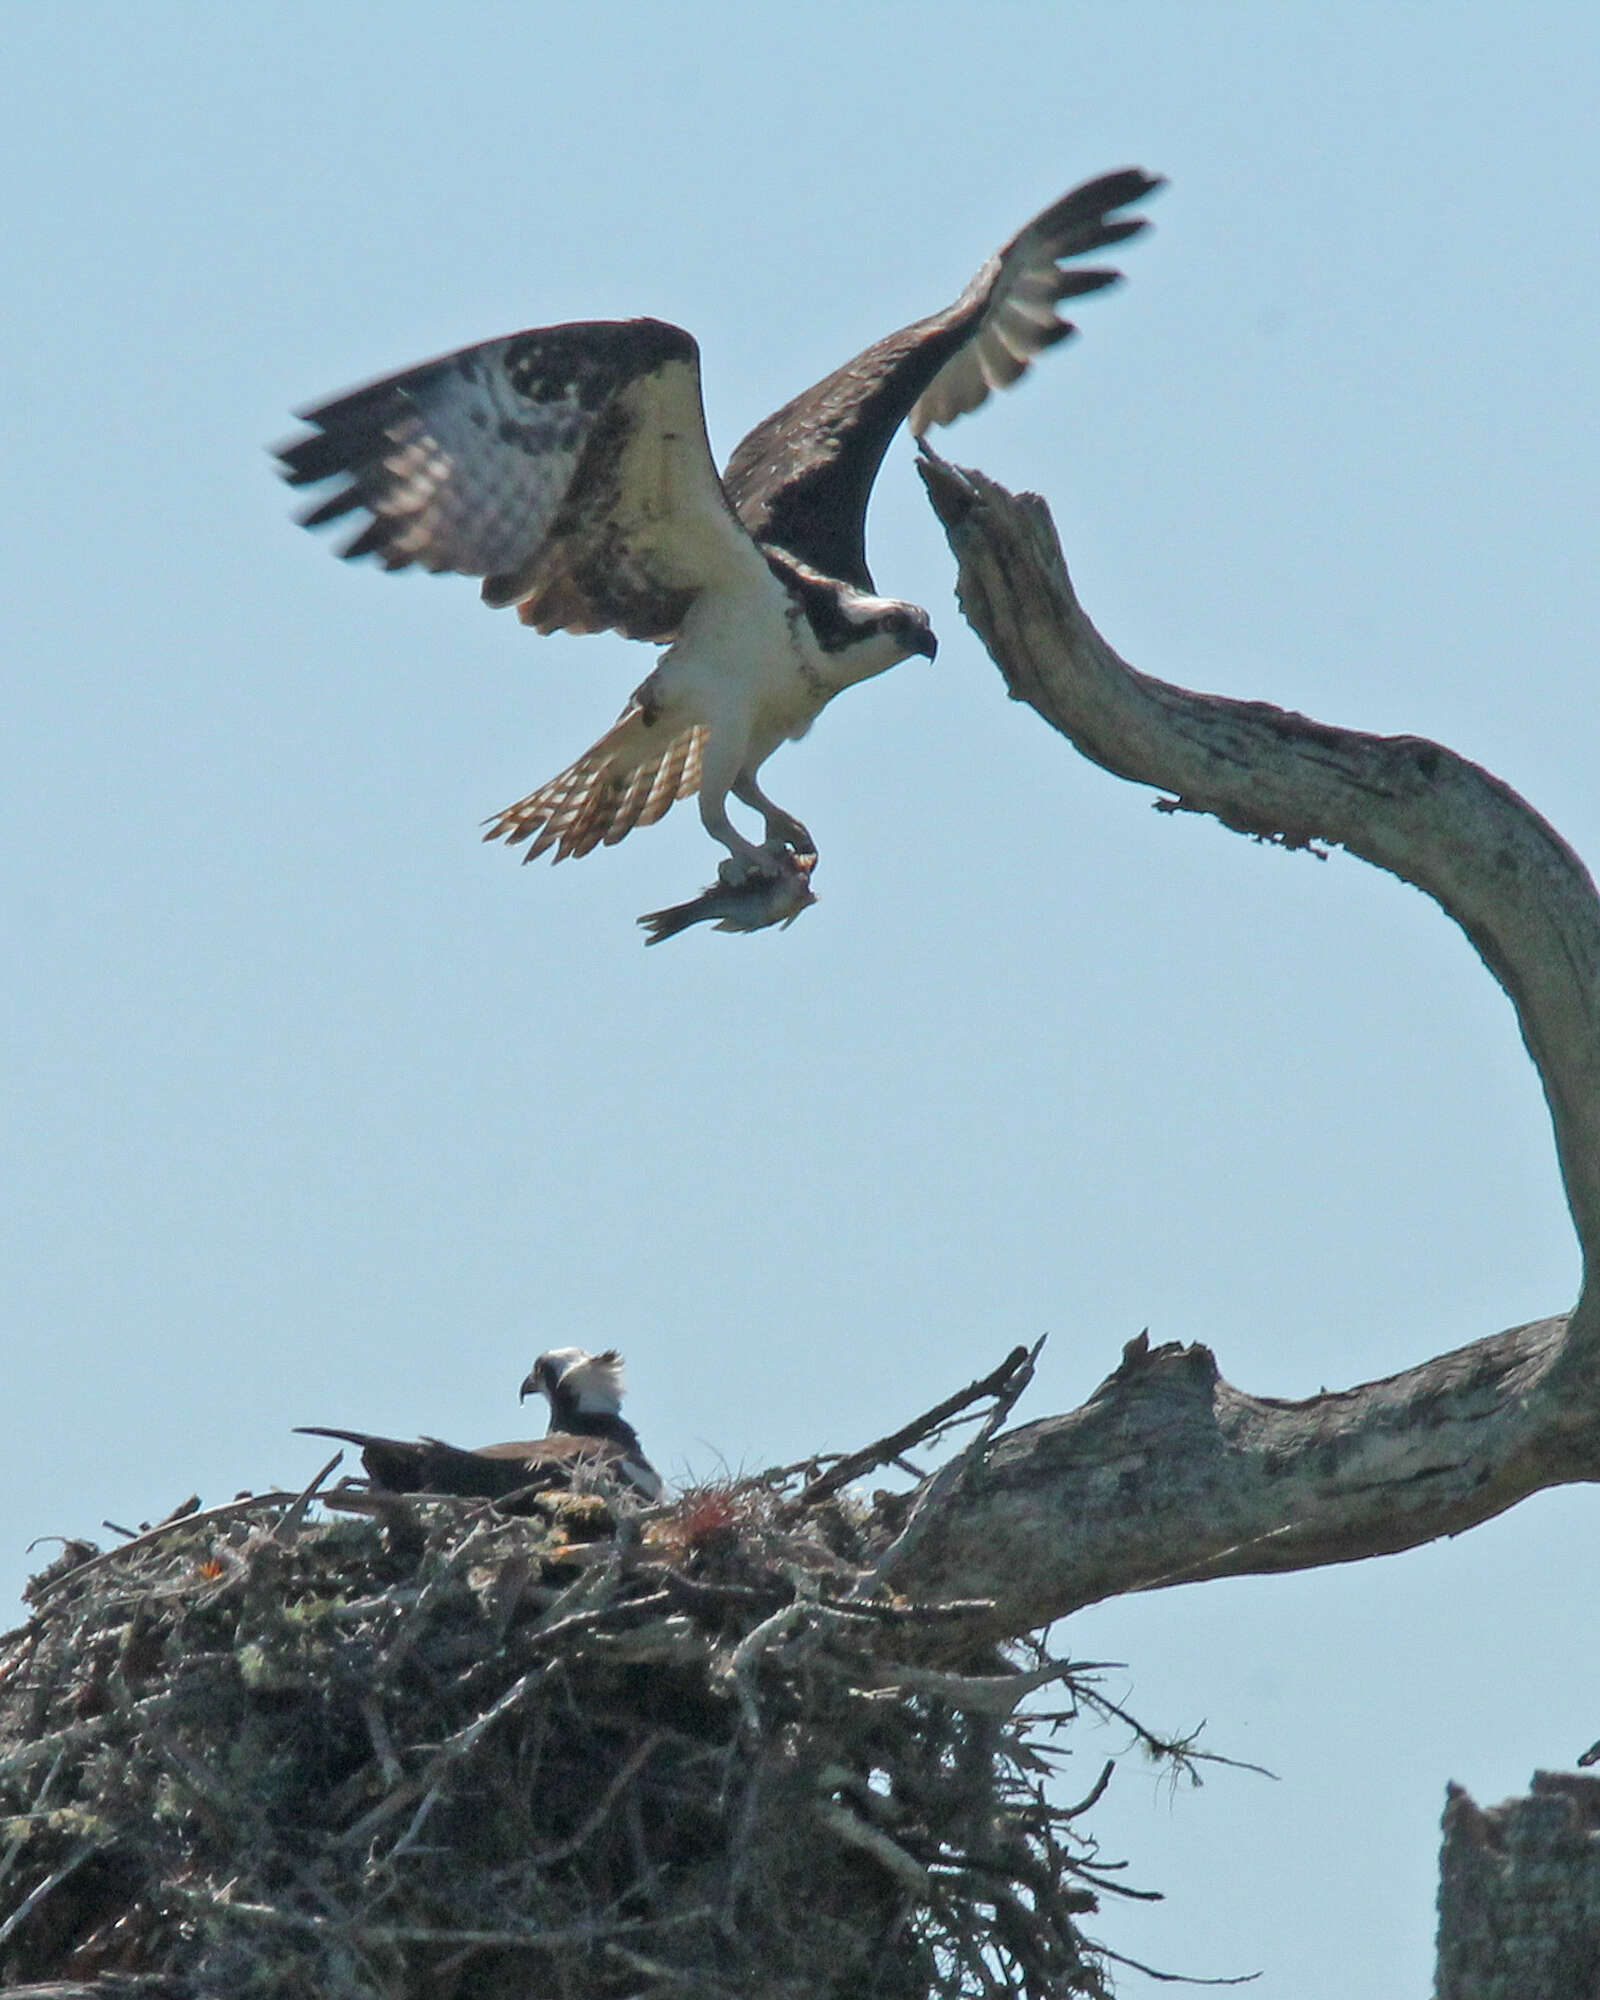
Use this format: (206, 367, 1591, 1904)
(721, 168, 1162, 590)
(278, 318, 767, 644)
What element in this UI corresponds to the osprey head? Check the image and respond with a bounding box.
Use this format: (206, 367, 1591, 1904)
(834, 592, 937, 669)
(877, 601, 937, 663)
(770, 553, 936, 682)
(820, 592, 932, 696)
(808, 590, 937, 696)
(520, 1345, 627, 1419)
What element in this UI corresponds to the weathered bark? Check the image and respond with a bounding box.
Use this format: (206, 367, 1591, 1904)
(888, 452, 1600, 1638)
(1435, 1773, 1600, 1999)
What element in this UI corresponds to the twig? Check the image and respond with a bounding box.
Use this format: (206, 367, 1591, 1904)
(274, 1451, 343, 1542)
(28, 1492, 303, 1603)
(718, 1740, 768, 1932)
(0, 1714, 118, 1788)
(602, 1940, 741, 1994)
(815, 1592, 998, 1624)
(814, 1798, 931, 1896)
(178, 1886, 718, 1951)
(1079, 1686, 1277, 1783)
(588, 1614, 707, 1665)
(361, 1694, 403, 1788)
(856, 1658, 1082, 1718)
(1094, 1942, 1261, 1986)
(662, 1570, 791, 1616)
(345, 1579, 677, 1849)
(0, 1747, 65, 1897)
(858, 1337, 1044, 1593)
(0, 1983, 180, 1998)
(339, 1655, 562, 1851)
(789, 1345, 1032, 1514)
(530, 1588, 674, 1652)
(0, 1836, 97, 1948)
(718, 1600, 806, 1735)
(373, 1514, 499, 1682)
(525, 1733, 663, 1868)
(1059, 1759, 1116, 1820)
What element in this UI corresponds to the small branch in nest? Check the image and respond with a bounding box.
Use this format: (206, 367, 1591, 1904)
(586, 1613, 707, 1665)
(0, 1984, 182, 1998)
(788, 1343, 1033, 1514)
(529, 1587, 674, 1653)
(814, 1797, 932, 1897)
(602, 1939, 742, 1994)
(0, 1835, 97, 1949)
(1060, 1759, 1116, 1821)
(1079, 1683, 1276, 1784)
(373, 1515, 500, 1684)
(858, 1338, 1044, 1594)
(27, 1492, 303, 1604)
(525, 1732, 664, 1869)
(0, 1746, 65, 1899)
(273, 1451, 343, 1542)
(1095, 1941, 1262, 1986)
(661, 1569, 791, 1617)
(137, 1706, 248, 1840)
(854, 1658, 1084, 1718)
(815, 1593, 999, 1624)
(338, 1655, 560, 1852)
(361, 1694, 403, 1789)
(0, 1711, 121, 1791)
(171, 1884, 719, 1954)
(345, 1578, 679, 1851)
(664, 1567, 997, 1629)
(718, 1600, 807, 1735)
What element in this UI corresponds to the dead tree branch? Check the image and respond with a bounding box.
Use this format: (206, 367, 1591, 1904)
(888, 451, 1600, 1637)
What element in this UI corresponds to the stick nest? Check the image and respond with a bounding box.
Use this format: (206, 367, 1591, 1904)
(0, 1389, 1142, 1997)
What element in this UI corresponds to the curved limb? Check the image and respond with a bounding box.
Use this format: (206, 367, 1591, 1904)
(883, 447, 1600, 1637)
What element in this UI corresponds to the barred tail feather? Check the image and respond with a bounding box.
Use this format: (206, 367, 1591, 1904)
(482, 707, 706, 862)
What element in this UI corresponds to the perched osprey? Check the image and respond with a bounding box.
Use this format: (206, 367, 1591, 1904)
(298, 1345, 662, 1503)
(278, 169, 1160, 921)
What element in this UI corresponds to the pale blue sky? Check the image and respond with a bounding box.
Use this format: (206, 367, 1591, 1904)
(4, 5, 1596, 1992)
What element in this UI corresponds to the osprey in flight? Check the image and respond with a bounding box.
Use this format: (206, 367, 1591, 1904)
(298, 1345, 662, 1503)
(278, 169, 1160, 927)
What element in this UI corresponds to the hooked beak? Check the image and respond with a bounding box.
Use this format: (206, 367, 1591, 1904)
(914, 630, 938, 662)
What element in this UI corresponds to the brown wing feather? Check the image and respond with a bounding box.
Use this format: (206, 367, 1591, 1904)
(722, 168, 1161, 588)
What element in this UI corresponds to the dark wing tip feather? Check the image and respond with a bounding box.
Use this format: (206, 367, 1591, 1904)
(1086, 218, 1149, 252)
(1051, 268, 1124, 302)
(338, 517, 401, 564)
(1065, 166, 1167, 212)
(295, 487, 365, 530)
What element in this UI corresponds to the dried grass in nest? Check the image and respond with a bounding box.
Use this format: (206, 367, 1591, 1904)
(0, 1349, 1165, 1999)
